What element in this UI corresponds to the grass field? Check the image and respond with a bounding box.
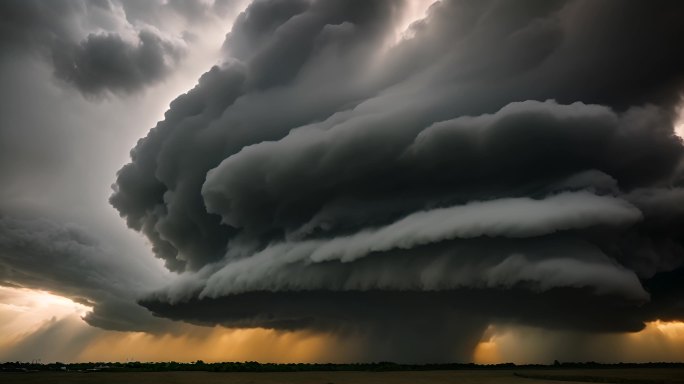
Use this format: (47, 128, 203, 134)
(1, 368, 683, 384)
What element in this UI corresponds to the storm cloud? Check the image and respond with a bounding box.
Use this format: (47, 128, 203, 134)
(0, 215, 173, 332)
(102, 0, 684, 362)
(0, 0, 239, 95)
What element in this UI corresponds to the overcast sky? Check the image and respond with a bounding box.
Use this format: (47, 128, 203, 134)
(1, 0, 684, 364)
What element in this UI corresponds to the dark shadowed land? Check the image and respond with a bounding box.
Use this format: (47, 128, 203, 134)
(2, 368, 684, 384)
(1, 363, 683, 384)
(3, 361, 684, 373)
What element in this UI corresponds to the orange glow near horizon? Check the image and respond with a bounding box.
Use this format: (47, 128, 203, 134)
(622, 320, 684, 361)
(0, 286, 352, 363)
(473, 320, 684, 364)
(472, 340, 501, 365)
(3, 286, 684, 364)
(651, 320, 684, 337)
(76, 326, 345, 363)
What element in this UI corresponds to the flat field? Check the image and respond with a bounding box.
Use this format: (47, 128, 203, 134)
(1, 368, 682, 384)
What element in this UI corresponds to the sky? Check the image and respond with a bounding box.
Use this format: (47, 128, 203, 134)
(1, 0, 684, 364)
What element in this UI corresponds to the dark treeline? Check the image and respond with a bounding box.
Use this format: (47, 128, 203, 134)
(1, 361, 683, 373)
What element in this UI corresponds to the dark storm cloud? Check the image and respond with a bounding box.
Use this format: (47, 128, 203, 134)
(51, 29, 184, 95)
(111, 0, 405, 271)
(0, 216, 172, 332)
(109, 0, 684, 361)
(0, 0, 236, 95)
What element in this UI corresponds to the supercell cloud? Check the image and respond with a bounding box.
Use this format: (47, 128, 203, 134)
(104, 0, 684, 362)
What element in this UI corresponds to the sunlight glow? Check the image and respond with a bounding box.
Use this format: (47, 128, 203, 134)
(77, 327, 345, 363)
(0, 286, 355, 363)
(626, 320, 684, 344)
(392, 0, 436, 44)
(474, 321, 684, 364)
(651, 320, 684, 337)
(675, 99, 684, 139)
(0, 286, 92, 336)
(472, 340, 501, 364)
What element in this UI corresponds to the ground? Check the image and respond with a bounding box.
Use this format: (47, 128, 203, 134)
(1, 368, 683, 384)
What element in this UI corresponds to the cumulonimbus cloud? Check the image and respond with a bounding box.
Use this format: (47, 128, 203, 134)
(109, 0, 684, 362)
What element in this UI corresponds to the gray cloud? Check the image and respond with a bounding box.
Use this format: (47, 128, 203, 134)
(111, 0, 407, 271)
(0, 0, 244, 96)
(194, 233, 648, 301)
(101, 0, 684, 361)
(0, 0, 256, 363)
(51, 29, 184, 95)
(200, 100, 670, 238)
(0, 215, 173, 332)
